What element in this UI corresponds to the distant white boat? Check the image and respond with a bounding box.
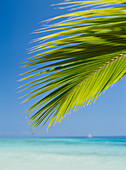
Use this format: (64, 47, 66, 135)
(88, 134, 92, 138)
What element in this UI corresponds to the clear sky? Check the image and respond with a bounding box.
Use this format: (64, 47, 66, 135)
(0, 0, 126, 137)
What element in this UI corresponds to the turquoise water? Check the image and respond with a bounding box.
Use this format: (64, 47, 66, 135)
(0, 137, 126, 170)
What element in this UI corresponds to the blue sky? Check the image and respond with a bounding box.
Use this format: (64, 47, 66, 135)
(0, 0, 126, 137)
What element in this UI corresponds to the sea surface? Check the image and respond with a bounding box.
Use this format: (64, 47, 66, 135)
(0, 137, 126, 170)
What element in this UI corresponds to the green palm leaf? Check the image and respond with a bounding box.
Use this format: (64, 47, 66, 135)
(19, 0, 126, 133)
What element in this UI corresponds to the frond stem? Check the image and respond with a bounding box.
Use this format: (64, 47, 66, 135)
(65, 52, 126, 99)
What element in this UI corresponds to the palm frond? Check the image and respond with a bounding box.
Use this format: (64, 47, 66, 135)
(19, 0, 126, 133)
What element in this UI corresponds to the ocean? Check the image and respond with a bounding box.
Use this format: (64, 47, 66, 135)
(0, 137, 126, 170)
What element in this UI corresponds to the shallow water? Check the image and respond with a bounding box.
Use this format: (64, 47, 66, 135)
(0, 137, 126, 170)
